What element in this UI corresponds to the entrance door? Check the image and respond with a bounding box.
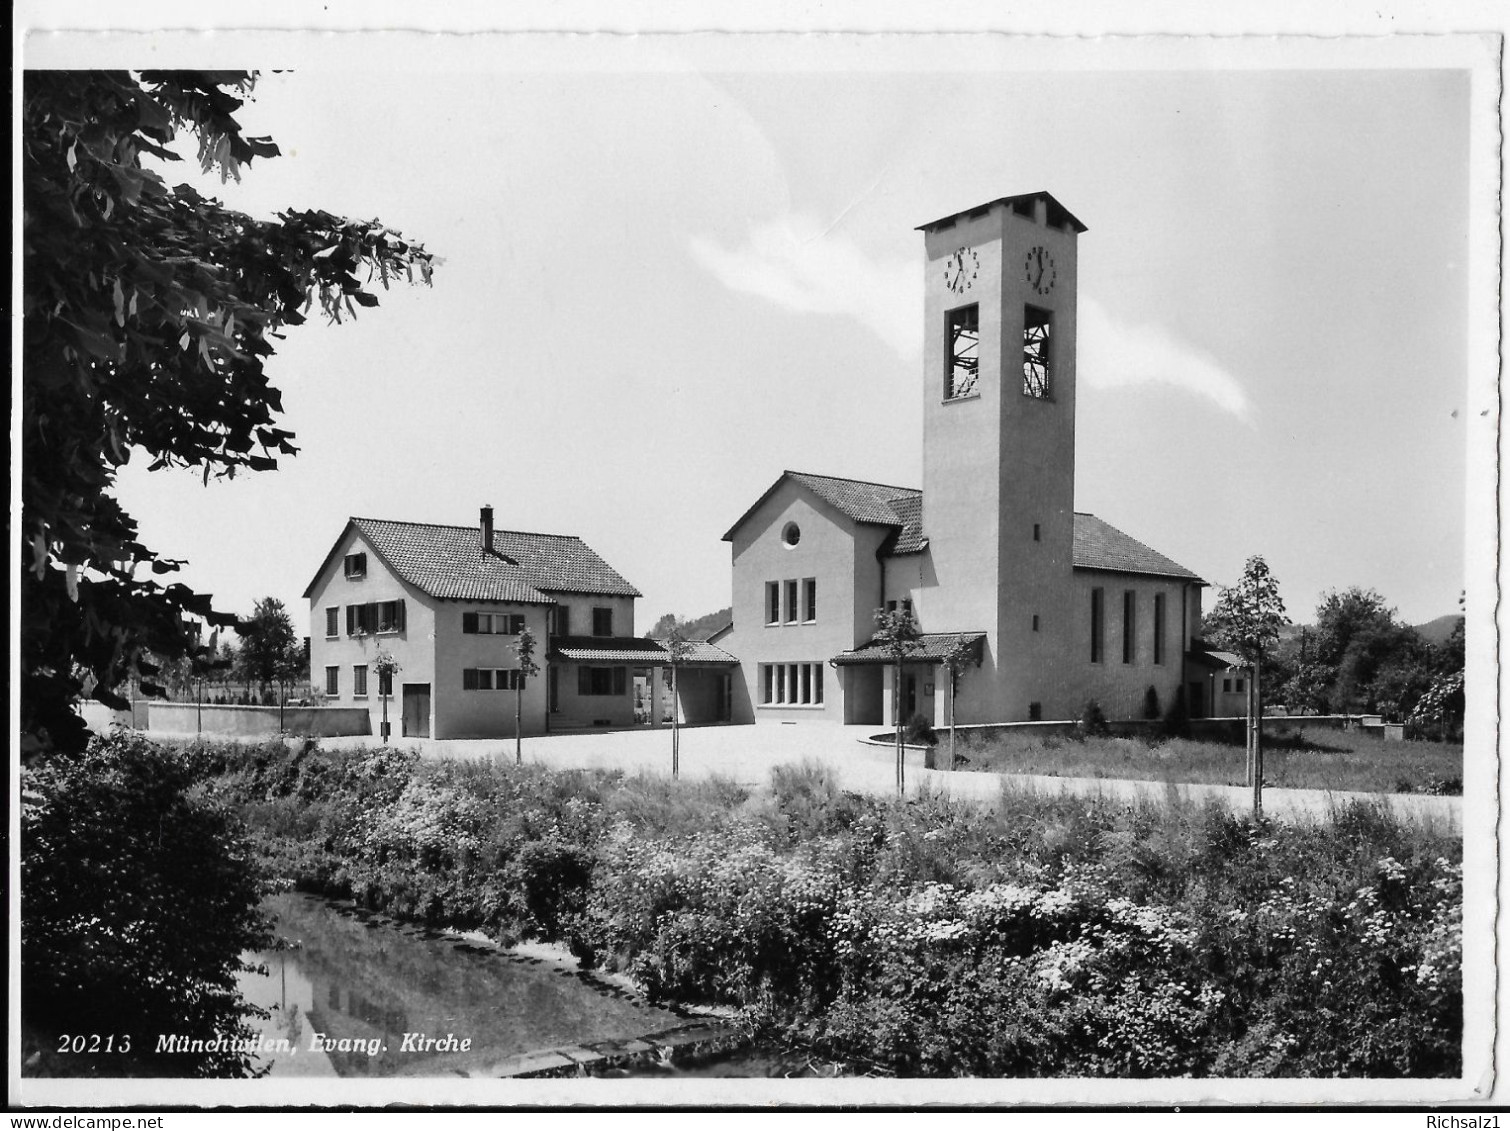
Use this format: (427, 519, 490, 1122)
(1188, 681, 1205, 719)
(401, 683, 431, 738)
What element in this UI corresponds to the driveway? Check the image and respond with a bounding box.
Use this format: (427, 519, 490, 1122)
(314, 722, 1462, 831)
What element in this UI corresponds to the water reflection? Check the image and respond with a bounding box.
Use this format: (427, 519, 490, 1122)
(238, 892, 683, 1078)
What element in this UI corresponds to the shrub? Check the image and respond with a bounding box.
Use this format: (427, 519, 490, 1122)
(1142, 686, 1161, 720)
(1077, 700, 1110, 739)
(22, 732, 273, 1077)
(905, 711, 937, 746)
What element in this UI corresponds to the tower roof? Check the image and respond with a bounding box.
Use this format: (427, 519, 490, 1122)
(916, 191, 1088, 234)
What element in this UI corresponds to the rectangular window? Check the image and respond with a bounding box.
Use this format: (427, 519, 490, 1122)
(464, 611, 525, 635)
(1033, 523, 1041, 542)
(549, 606, 570, 636)
(784, 580, 799, 625)
(1153, 593, 1166, 665)
(592, 607, 613, 637)
(465, 668, 522, 691)
(1090, 587, 1105, 663)
(325, 666, 340, 696)
(378, 668, 393, 696)
(325, 607, 339, 639)
(1023, 305, 1051, 398)
(343, 552, 367, 580)
(1122, 590, 1136, 665)
(803, 578, 817, 623)
(1235, 677, 1247, 694)
(1029, 701, 1042, 721)
(758, 663, 826, 706)
(1032, 614, 1040, 632)
(353, 665, 368, 698)
(577, 666, 625, 696)
(946, 304, 980, 399)
(347, 603, 377, 636)
(1222, 678, 1233, 694)
(767, 582, 781, 625)
(377, 600, 406, 634)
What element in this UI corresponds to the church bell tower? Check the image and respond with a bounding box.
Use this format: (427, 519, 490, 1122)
(917, 193, 1085, 713)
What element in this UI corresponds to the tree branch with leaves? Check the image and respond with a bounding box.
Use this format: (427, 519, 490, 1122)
(21, 70, 435, 757)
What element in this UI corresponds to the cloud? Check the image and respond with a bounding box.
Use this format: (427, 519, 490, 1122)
(689, 215, 921, 358)
(1079, 296, 1252, 420)
(689, 220, 1251, 420)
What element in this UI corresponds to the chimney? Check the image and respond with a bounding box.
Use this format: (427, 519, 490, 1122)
(480, 504, 494, 552)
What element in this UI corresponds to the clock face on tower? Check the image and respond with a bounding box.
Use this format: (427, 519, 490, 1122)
(944, 247, 979, 295)
(1024, 245, 1057, 296)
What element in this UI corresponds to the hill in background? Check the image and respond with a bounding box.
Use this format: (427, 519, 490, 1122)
(644, 607, 733, 641)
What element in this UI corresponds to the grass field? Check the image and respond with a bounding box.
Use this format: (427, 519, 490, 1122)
(952, 727, 1463, 795)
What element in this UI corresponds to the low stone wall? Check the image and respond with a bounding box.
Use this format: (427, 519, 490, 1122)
(147, 702, 372, 738)
(909, 714, 1390, 749)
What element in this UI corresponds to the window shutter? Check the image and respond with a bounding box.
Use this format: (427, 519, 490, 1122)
(511, 614, 525, 635)
(397, 599, 407, 632)
(578, 667, 590, 696)
(463, 668, 478, 690)
(346, 605, 355, 635)
(463, 612, 478, 634)
(613, 667, 627, 696)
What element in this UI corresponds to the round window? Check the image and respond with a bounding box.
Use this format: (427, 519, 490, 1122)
(782, 522, 801, 548)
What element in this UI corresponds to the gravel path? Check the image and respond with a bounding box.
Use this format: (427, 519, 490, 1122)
(308, 722, 1462, 831)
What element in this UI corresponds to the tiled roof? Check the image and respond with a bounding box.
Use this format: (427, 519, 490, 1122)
(660, 639, 740, 665)
(833, 632, 987, 666)
(551, 636, 666, 664)
(548, 637, 740, 665)
(304, 518, 641, 602)
(1188, 641, 1246, 670)
(1072, 513, 1203, 582)
(724, 470, 926, 553)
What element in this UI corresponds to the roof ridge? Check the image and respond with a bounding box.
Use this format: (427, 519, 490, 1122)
(353, 516, 586, 542)
(786, 469, 922, 496)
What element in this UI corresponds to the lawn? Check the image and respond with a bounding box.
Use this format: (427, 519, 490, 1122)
(951, 726, 1463, 795)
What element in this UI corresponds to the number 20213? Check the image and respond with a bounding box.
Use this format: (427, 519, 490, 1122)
(57, 1033, 132, 1053)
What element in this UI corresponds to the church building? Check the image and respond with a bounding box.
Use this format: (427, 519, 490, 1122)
(715, 192, 1209, 727)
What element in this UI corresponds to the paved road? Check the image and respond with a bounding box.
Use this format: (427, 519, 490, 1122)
(309, 722, 1462, 831)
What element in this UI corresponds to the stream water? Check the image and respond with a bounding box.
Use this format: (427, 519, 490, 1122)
(238, 892, 699, 1078)
(237, 893, 836, 1079)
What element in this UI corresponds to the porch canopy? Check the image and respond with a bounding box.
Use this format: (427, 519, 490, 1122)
(831, 631, 986, 666)
(549, 636, 739, 666)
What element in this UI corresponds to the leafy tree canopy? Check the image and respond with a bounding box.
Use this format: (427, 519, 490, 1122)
(22, 70, 435, 756)
(1201, 555, 1288, 663)
(237, 596, 303, 693)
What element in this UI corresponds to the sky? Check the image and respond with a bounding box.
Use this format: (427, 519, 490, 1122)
(23, 31, 1494, 639)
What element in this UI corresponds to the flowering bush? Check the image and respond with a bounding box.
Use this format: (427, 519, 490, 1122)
(207, 741, 1462, 1078)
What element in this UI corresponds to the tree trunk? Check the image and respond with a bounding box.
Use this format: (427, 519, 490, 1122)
(515, 683, 523, 765)
(895, 660, 905, 796)
(671, 665, 680, 779)
(1252, 656, 1264, 817)
(948, 675, 957, 773)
